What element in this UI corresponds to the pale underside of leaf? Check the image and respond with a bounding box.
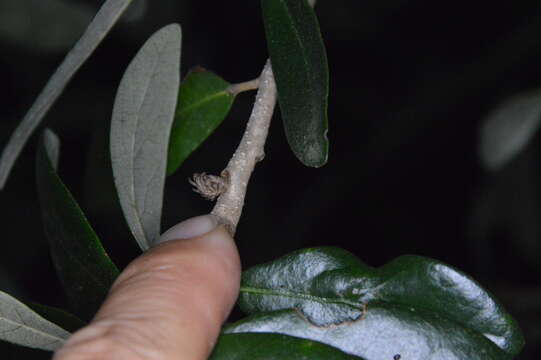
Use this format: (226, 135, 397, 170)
(225, 307, 509, 360)
(0, 0, 135, 190)
(111, 24, 181, 251)
(480, 89, 541, 171)
(238, 247, 523, 358)
(0, 291, 70, 351)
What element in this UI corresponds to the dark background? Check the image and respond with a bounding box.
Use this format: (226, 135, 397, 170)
(1, 0, 540, 358)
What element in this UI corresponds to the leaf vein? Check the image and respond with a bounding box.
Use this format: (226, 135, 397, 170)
(239, 286, 362, 308)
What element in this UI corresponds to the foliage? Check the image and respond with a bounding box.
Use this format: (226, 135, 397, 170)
(0, 0, 527, 358)
(110, 24, 181, 251)
(36, 130, 119, 320)
(167, 69, 235, 175)
(228, 247, 523, 359)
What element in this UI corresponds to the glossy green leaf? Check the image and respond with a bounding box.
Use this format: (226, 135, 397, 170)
(36, 129, 120, 320)
(261, 0, 329, 167)
(110, 24, 181, 250)
(210, 333, 365, 360)
(228, 247, 524, 359)
(0, 0, 135, 190)
(480, 88, 541, 171)
(0, 290, 70, 351)
(167, 69, 234, 175)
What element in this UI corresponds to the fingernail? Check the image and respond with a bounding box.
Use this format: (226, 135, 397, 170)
(155, 214, 219, 245)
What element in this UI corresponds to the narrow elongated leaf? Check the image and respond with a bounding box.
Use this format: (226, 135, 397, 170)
(210, 333, 365, 360)
(167, 69, 234, 175)
(0, 0, 135, 190)
(230, 247, 524, 359)
(480, 89, 541, 171)
(110, 24, 181, 250)
(262, 0, 329, 167)
(0, 290, 70, 351)
(36, 129, 120, 320)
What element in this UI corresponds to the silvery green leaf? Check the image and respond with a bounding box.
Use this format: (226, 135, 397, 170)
(110, 24, 182, 251)
(0, 290, 70, 351)
(0, 0, 135, 190)
(480, 89, 541, 171)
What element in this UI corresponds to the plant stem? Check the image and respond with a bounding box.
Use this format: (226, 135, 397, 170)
(205, 0, 318, 234)
(210, 61, 277, 234)
(227, 78, 260, 96)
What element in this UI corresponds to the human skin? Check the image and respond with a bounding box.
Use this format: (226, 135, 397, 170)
(53, 216, 241, 360)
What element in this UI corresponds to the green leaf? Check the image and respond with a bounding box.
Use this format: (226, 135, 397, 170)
(167, 68, 235, 175)
(210, 333, 366, 360)
(27, 303, 86, 333)
(480, 88, 541, 171)
(227, 247, 524, 360)
(0, 0, 135, 190)
(110, 24, 182, 250)
(0, 290, 70, 351)
(261, 0, 329, 167)
(36, 129, 120, 321)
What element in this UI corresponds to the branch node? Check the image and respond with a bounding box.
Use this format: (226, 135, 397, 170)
(189, 172, 229, 201)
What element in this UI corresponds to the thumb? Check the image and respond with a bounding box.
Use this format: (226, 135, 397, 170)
(53, 215, 241, 360)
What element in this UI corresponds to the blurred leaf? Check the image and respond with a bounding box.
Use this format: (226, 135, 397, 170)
(36, 129, 120, 321)
(0, 290, 69, 351)
(210, 333, 365, 360)
(0, 0, 135, 190)
(227, 247, 524, 359)
(480, 89, 541, 171)
(123, 0, 147, 22)
(27, 302, 86, 333)
(167, 68, 234, 175)
(261, 0, 329, 167)
(0, 0, 93, 51)
(110, 24, 181, 250)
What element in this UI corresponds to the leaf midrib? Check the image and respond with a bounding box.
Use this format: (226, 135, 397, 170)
(128, 41, 164, 250)
(239, 286, 362, 308)
(177, 90, 229, 118)
(278, 0, 315, 117)
(0, 316, 67, 346)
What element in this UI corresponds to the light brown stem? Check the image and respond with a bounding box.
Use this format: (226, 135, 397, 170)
(227, 78, 260, 96)
(198, 0, 318, 234)
(210, 61, 277, 234)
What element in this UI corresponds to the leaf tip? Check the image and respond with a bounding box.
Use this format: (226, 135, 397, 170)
(42, 128, 61, 170)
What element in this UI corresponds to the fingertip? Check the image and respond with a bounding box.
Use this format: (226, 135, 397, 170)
(156, 214, 219, 245)
(56, 216, 241, 360)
